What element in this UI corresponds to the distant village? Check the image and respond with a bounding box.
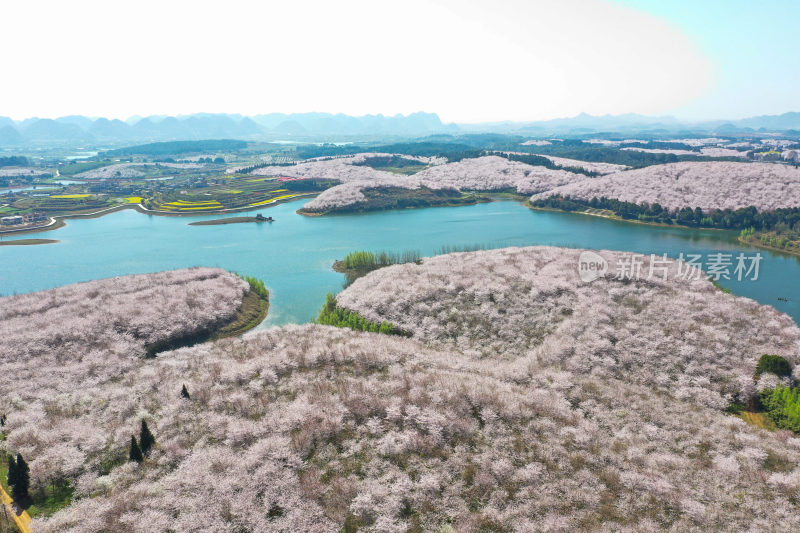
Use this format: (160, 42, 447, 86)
(1, 211, 47, 227)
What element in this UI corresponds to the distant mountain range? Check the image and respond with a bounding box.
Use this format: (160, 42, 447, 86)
(1, 111, 799, 148)
(458, 112, 800, 136)
(0, 112, 453, 147)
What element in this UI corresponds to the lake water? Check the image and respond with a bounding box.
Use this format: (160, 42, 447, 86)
(65, 152, 99, 160)
(1, 185, 58, 195)
(1, 200, 798, 326)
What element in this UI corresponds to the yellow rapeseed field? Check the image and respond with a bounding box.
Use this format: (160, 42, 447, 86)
(161, 200, 223, 211)
(248, 194, 298, 207)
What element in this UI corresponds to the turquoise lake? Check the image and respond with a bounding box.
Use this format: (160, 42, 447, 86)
(1, 199, 798, 326)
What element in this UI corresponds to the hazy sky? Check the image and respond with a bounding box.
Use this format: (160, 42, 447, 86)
(1, 0, 796, 122)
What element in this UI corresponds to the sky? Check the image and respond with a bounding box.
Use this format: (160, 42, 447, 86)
(0, 0, 797, 123)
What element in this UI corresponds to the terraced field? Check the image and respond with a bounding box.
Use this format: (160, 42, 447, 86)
(149, 178, 324, 212)
(158, 199, 225, 212)
(1, 170, 335, 219)
(12, 195, 113, 215)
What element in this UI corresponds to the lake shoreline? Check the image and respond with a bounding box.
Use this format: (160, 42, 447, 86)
(2, 199, 796, 327)
(738, 236, 800, 258)
(0, 219, 66, 236)
(1, 194, 315, 237)
(524, 202, 732, 232)
(296, 192, 493, 217)
(132, 193, 316, 218)
(144, 287, 270, 357)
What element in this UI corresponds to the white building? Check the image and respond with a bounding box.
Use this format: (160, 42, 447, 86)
(1, 215, 24, 226)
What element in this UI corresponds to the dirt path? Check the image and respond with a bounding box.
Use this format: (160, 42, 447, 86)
(0, 485, 32, 533)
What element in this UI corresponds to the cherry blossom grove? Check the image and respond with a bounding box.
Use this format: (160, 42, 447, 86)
(413, 156, 587, 194)
(0, 268, 249, 498)
(620, 147, 747, 158)
(75, 163, 146, 179)
(251, 153, 418, 184)
(2, 250, 800, 531)
(336, 246, 800, 408)
(534, 155, 629, 174)
(531, 161, 800, 211)
(0, 167, 45, 177)
(74, 162, 206, 179)
(301, 155, 589, 212)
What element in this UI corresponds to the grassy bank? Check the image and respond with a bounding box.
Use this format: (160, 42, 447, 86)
(208, 288, 270, 339)
(738, 229, 800, 258)
(333, 250, 421, 286)
(738, 236, 800, 258)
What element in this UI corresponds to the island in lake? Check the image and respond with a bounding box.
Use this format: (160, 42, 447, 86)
(189, 213, 274, 226)
(0, 238, 58, 246)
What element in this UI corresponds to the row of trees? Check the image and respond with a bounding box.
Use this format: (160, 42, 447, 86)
(240, 275, 269, 300)
(0, 156, 28, 167)
(741, 218, 800, 251)
(104, 140, 247, 157)
(497, 152, 600, 177)
(153, 157, 225, 164)
(519, 139, 717, 167)
(294, 142, 485, 163)
(532, 194, 800, 231)
(352, 155, 426, 170)
(341, 250, 421, 271)
(235, 159, 299, 174)
(338, 250, 421, 286)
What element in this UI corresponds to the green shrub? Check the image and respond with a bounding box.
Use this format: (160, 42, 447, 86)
(725, 401, 746, 415)
(341, 250, 421, 271)
(236, 274, 269, 299)
(756, 354, 792, 377)
(316, 294, 404, 336)
(760, 385, 800, 433)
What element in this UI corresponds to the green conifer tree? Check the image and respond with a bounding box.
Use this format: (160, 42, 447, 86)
(11, 454, 30, 501)
(6, 454, 17, 492)
(129, 436, 143, 463)
(140, 420, 155, 455)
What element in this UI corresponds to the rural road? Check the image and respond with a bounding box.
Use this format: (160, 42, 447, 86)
(0, 485, 32, 533)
